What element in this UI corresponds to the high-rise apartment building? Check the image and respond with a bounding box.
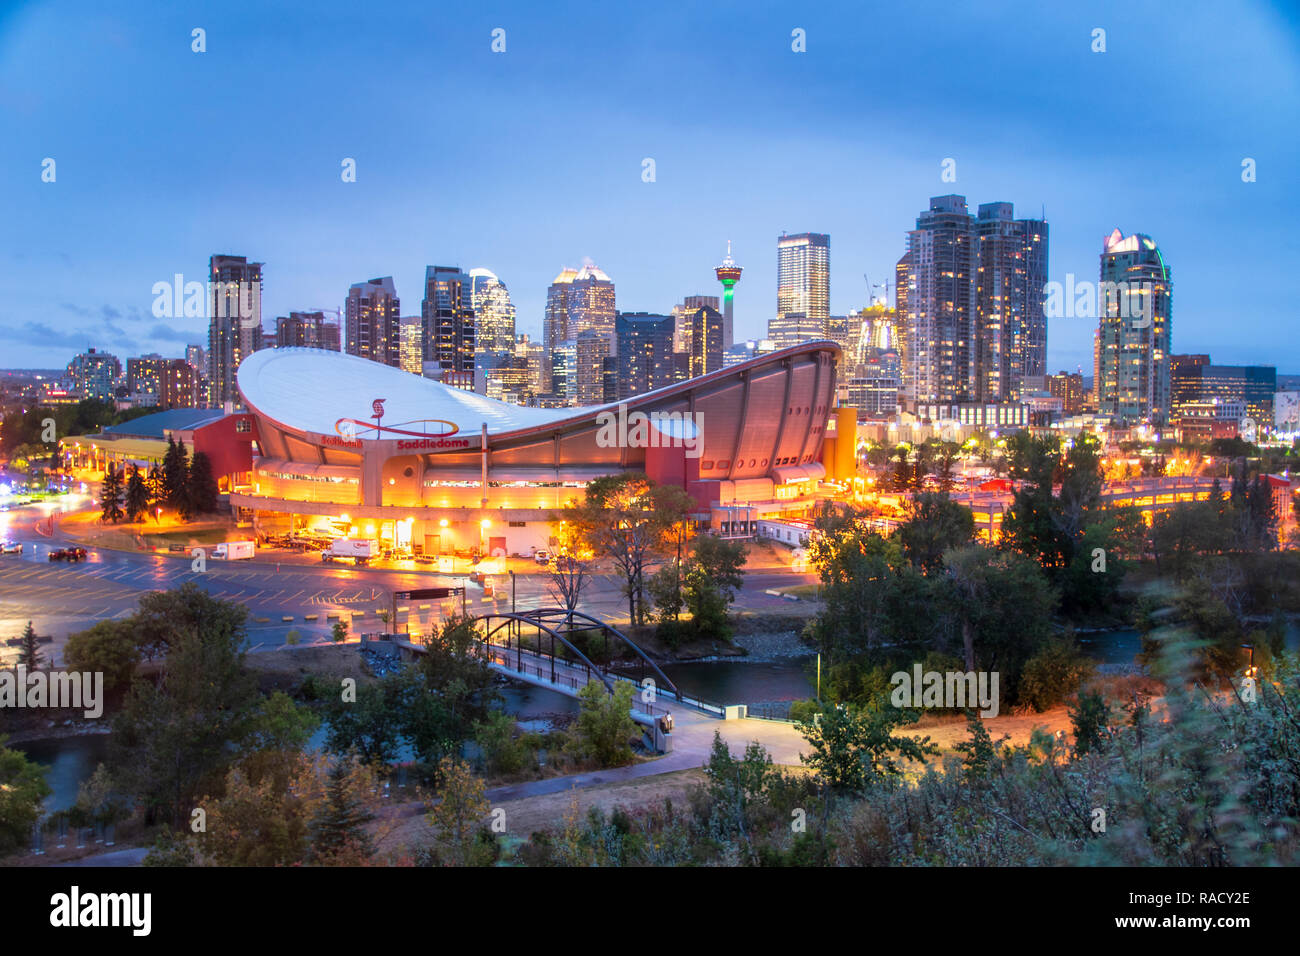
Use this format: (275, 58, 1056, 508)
(399, 317, 423, 375)
(127, 355, 199, 409)
(616, 312, 676, 399)
(207, 254, 263, 407)
(774, 233, 830, 345)
(67, 347, 121, 402)
(1045, 371, 1085, 415)
(469, 268, 517, 355)
(421, 266, 476, 388)
(344, 277, 401, 368)
(897, 196, 1047, 407)
(276, 311, 338, 351)
(1093, 229, 1173, 424)
(974, 202, 1048, 400)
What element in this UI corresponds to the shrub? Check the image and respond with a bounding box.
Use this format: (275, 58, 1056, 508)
(1017, 637, 1095, 711)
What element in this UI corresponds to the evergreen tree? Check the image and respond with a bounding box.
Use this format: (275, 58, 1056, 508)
(146, 465, 165, 507)
(309, 757, 375, 862)
(18, 621, 41, 670)
(185, 451, 219, 515)
(162, 437, 189, 508)
(124, 465, 151, 522)
(99, 467, 124, 524)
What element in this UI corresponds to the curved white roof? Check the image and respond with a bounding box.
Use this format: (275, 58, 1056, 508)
(237, 348, 569, 438)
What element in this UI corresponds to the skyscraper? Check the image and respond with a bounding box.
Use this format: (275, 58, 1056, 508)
(566, 264, 616, 347)
(207, 254, 262, 407)
(1093, 229, 1173, 424)
(344, 277, 401, 368)
(773, 232, 829, 344)
(468, 268, 517, 356)
(897, 197, 976, 405)
(616, 312, 676, 399)
(689, 303, 724, 378)
(897, 196, 1047, 407)
(421, 266, 476, 388)
(399, 317, 423, 375)
(543, 267, 578, 393)
(974, 202, 1049, 401)
(714, 242, 743, 349)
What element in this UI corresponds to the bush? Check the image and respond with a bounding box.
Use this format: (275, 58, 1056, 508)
(285, 630, 301, 646)
(1017, 637, 1095, 712)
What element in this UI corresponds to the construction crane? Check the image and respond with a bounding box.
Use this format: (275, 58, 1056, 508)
(305, 307, 343, 351)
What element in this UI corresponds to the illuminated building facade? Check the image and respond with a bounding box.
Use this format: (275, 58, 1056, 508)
(232, 342, 840, 554)
(1093, 229, 1173, 424)
(344, 277, 401, 368)
(774, 233, 829, 344)
(207, 254, 263, 407)
(421, 266, 476, 388)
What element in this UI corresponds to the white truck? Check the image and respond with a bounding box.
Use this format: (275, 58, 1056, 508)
(321, 538, 379, 566)
(212, 540, 255, 560)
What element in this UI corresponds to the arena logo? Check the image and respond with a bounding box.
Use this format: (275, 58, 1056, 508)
(396, 438, 471, 450)
(595, 405, 704, 459)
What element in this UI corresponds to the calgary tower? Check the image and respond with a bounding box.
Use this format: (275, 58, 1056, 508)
(714, 241, 743, 349)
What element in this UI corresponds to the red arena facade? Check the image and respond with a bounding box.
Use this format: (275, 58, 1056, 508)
(232, 342, 845, 557)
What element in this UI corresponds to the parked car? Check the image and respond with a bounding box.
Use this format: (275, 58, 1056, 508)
(48, 547, 87, 562)
(0, 540, 22, 554)
(534, 550, 551, 565)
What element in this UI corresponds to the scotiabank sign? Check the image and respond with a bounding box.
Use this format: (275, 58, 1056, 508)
(322, 434, 363, 448)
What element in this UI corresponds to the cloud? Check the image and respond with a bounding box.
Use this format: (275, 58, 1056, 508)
(148, 323, 201, 343)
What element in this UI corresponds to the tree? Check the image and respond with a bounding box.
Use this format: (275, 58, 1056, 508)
(681, 534, 747, 639)
(308, 755, 377, 863)
(17, 621, 41, 670)
(124, 464, 151, 523)
(99, 466, 124, 524)
(330, 620, 347, 643)
(0, 737, 51, 856)
(186, 451, 219, 515)
(796, 698, 938, 793)
(416, 615, 498, 733)
(895, 490, 975, 573)
(424, 757, 490, 866)
(161, 436, 189, 509)
(936, 543, 1057, 682)
(568, 680, 638, 768)
(63, 620, 140, 693)
(560, 473, 695, 626)
(108, 586, 259, 826)
(546, 519, 592, 612)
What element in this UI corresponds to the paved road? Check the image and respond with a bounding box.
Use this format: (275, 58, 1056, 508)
(0, 499, 818, 663)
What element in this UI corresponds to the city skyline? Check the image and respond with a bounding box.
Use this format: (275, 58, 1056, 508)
(2, 1, 1298, 374)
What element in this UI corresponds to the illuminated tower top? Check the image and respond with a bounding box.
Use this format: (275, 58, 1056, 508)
(715, 240, 743, 287)
(715, 241, 742, 349)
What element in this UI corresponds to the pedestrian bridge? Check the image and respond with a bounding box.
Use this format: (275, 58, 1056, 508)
(391, 608, 724, 751)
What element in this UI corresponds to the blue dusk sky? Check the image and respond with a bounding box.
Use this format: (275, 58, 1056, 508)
(1, 0, 1297, 373)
